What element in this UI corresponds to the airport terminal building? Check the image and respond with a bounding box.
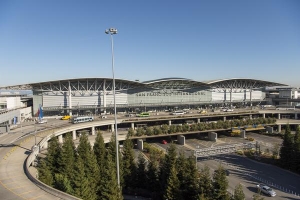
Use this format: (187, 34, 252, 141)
(1, 77, 286, 117)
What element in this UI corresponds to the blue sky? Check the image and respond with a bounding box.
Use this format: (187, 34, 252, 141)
(0, 0, 299, 87)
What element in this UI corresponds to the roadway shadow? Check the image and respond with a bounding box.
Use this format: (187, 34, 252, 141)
(247, 186, 259, 193)
(0, 143, 17, 148)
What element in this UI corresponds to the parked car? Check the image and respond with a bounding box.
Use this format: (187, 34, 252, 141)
(37, 119, 47, 124)
(61, 115, 71, 120)
(162, 140, 168, 144)
(257, 184, 276, 197)
(226, 109, 234, 112)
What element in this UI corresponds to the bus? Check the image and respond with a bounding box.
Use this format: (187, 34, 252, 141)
(137, 112, 150, 117)
(72, 116, 94, 124)
(172, 110, 185, 115)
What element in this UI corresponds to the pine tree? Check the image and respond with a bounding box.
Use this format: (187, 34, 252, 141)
(199, 165, 212, 199)
(100, 152, 123, 200)
(37, 159, 53, 186)
(293, 125, 300, 173)
(279, 124, 294, 169)
(163, 165, 181, 200)
(77, 132, 100, 198)
(54, 173, 74, 195)
(233, 184, 245, 200)
(93, 131, 106, 170)
(122, 134, 136, 189)
(181, 156, 200, 200)
(160, 143, 177, 190)
(136, 154, 147, 190)
(212, 165, 229, 200)
(72, 156, 96, 200)
(57, 133, 76, 180)
(46, 136, 60, 174)
(146, 152, 160, 198)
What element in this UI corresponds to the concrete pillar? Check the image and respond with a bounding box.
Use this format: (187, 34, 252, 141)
(266, 126, 273, 134)
(43, 141, 48, 149)
(168, 120, 172, 126)
(240, 130, 246, 138)
(68, 81, 72, 116)
(295, 113, 298, 120)
(103, 80, 106, 114)
(137, 139, 143, 150)
(278, 113, 281, 119)
(197, 118, 200, 123)
(58, 135, 63, 143)
(111, 124, 114, 132)
(278, 125, 282, 133)
(223, 116, 226, 122)
(91, 126, 95, 135)
(208, 132, 217, 142)
(131, 122, 135, 130)
(72, 130, 76, 140)
(177, 135, 185, 145)
(249, 114, 252, 119)
(263, 113, 265, 118)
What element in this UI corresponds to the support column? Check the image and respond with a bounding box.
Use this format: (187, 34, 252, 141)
(249, 114, 252, 119)
(111, 124, 115, 132)
(250, 88, 253, 108)
(168, 120, 171, 125)
(92, 126, 95, 136)
(197, 118, 200, 123)
(223, 116, 226, 122)
(177, 135, 185, 145)
(230, 89, 232, 108)
(295, 113, 298, 120)
(263, 113, 265, 118)
(131, 122, 135, 130)
(278, 125, 282, 133)
(240, 130, 246, 138)
(72, 130, 76, 140)
(68, 81, 72, 116)
(103, 79, 106, 114)
(58, 135, 63, 143)
(137, 139, 143, 150)
(278, 113, 281, 119)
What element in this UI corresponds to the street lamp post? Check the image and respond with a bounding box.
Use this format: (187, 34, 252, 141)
(105, 28, 120, 186)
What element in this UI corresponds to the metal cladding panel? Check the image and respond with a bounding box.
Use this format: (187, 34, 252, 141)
(43, 95, 66, 107)
(212, 92, 225, 101)
(232, 92, 245, 100)
(105, 92, 128, 105)
(246, 91, 264, 100)
(71, 96, 100, 107)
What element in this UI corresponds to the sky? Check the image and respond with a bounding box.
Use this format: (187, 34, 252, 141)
(0, 0, 300, 87)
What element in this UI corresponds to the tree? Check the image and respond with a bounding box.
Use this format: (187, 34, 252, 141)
(136, 154, 147, 189)
(146, 152, 160, 198)
(54, 173, 74, 195)
(252, 194, 264, 200)
(163, 165, 181, 200)
(93, 131, 106, 171)
(127, 128, 134, 137)
(198, 165, 212, 199)
(233, 184, 245, 200)
(46, 136, 60, 174)
(56, 133, 76, 180)
(37, 159, 53, 186)
(181, 156, 199, 200)
(99, 153, 123, 200)
(293, 125, 300, 172)
(212, 165, 229, 200)
(122, 134, 136, 189)
(279, 124, 294, 169)
(72, 156, 96, 200)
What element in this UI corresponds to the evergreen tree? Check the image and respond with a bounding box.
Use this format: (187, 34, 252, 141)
(122, 134, 137, 189)
(146, 152, 160, 198)
(37, 159, 53, 186)
(160, 143, 177, 193)
(212, 165, 229, 200)
(252, 194, 264, 200)
(279, 124, 294, 169)
(163, 165, 181, 200)
(136, 154, 147, 190)
(233, 184, 245, 200)
(54, 173, 74, 195)
(57, 133, 76, 180)
(100, 152, 123, 200)
(181, 156, 199, 200)
(77, 132, 100, 198)
(199, 165, 212, 199)
(72, 156, 96, 200)
(46, 136, 60, 174)
(93, 131, 106, 170)
(293, 125, 300, 173)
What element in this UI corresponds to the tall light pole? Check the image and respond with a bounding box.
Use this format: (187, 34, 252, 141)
(105, 27, 120, 186)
